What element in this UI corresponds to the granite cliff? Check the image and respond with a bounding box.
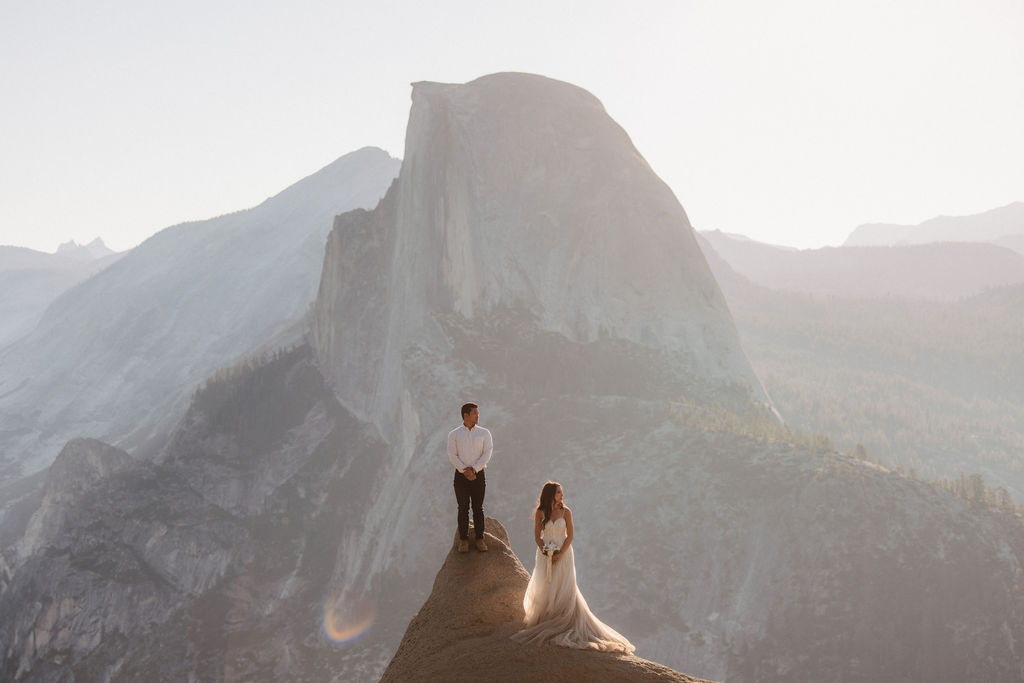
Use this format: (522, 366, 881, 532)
(311, 73, 770, 434)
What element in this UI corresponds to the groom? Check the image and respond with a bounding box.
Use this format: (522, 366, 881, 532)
(448, 402, 492, 553)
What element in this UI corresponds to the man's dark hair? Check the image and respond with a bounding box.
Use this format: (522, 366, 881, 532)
(461, 402, 478, 418)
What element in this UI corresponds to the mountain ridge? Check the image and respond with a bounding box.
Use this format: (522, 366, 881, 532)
(700, 228, 1024, 300)
(844, 201, 1024, 250)
(0, 147, 399, 482)
(0, 242, 124, 348)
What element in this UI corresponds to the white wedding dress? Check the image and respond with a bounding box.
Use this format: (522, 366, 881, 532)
(511, 517, 635, 653)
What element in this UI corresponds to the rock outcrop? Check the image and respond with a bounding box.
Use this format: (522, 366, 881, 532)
(0, 441, 250, 681)
(382, 516, 711, 683)
(15, 438, 133, 558)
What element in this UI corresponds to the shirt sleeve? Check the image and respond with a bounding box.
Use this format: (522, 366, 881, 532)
(448, 429, 468, 470)
(472, 428, 493, 471)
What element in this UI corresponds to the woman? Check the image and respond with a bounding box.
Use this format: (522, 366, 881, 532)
(510, 481, 635, 653)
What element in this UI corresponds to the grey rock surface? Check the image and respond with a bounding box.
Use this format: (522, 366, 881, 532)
(1, 346, 399, 682)
(312, 73, 770, 436)
(16, 438, 133, 559)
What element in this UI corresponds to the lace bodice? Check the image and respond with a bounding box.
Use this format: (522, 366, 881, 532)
(541, 517, 567, 544)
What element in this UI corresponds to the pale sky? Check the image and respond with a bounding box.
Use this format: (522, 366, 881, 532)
(2, 0, 1022, 253)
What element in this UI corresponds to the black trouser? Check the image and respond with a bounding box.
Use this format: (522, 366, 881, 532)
(453, 469, 486, 540)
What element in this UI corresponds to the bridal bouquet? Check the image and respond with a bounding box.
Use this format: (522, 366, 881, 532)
(542, 541, 560, 583)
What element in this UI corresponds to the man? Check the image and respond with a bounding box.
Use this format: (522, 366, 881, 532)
(448, 402, 492, 553)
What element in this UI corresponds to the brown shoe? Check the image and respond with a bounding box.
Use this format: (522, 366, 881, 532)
(475, 538, 488, 552)
(457, 539, 469, 553)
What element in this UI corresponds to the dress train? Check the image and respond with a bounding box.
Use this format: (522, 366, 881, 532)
(511, 518, 634, 653)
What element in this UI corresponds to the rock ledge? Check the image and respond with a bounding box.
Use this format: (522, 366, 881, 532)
(381, 516, 714, 682)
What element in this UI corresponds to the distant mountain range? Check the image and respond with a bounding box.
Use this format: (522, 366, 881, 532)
(55, 238, 117, 261)
(0, 238, 116, 269)
(0, 147, 399, 482)
(0, 239, 123, 348)
(700, 229, 1024, 300)
(844, 201, 1024, 252)
(732, 282, 1024, 493)
(697, 228, 1024, 505)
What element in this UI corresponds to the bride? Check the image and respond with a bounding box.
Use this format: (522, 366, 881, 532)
(511, 481, 635, 653)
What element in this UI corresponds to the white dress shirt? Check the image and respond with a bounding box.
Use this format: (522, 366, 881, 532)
(448, 424, 493, 472)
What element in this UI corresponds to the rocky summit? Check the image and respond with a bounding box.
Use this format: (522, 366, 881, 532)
(312, 72, 770, 433)
(381, 516, 711, 683)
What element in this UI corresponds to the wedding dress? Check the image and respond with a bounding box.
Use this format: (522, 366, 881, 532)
(511, 517, 635, 653)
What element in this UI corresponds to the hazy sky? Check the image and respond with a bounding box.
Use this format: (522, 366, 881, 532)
(2, 0, 1022, 253)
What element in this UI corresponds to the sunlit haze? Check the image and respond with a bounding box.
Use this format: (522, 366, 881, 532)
(2, 0, 1022, 253)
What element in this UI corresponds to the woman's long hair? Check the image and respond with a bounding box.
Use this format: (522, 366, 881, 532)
(536, 481, 561, 526)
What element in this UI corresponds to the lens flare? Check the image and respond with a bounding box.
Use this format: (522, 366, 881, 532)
(322, 589, 376, 645)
